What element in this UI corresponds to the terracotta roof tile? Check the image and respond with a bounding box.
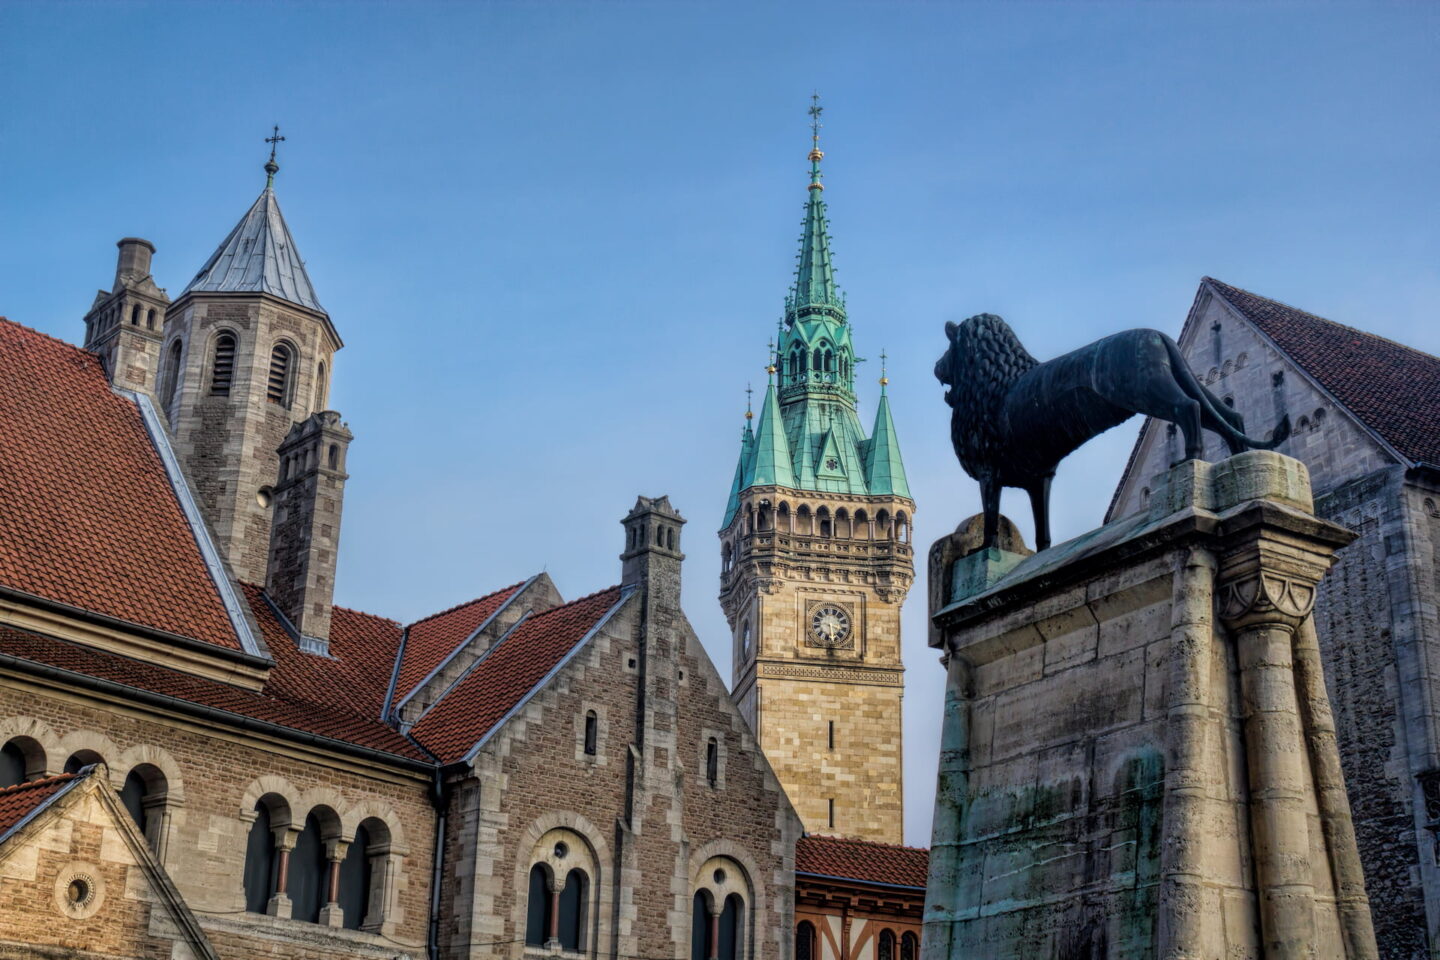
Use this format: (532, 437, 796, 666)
(0, 319, 240, 649)
(0, 772, 77, 837)
(795, 834, 929, 888)
(411, 586, 627, 762)
(392, 582, 526, 708)
(240, 583, 404, 724)
(1207, 278, 1440, 468)
(0, 624, 427, 761)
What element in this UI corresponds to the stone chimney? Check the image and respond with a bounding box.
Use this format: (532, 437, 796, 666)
(265, 411, 352, 648)
(83, 238, 169, 396)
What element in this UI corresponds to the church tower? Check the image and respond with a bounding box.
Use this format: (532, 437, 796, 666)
(152, 133, 347, 628)
(718, 102, 915, 843)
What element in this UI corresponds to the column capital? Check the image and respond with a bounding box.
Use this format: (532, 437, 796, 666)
(1215, 504, 1350, 633)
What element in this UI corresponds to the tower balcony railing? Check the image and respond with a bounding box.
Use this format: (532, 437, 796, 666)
(778, 374, 855, 404)
(728, 529, 914, 564)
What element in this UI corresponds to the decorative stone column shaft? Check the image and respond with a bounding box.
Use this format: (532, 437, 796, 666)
(1218, 527, 1333, 958)
(318, 839, 349, 928)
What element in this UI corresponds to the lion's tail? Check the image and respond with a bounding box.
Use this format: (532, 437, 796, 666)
(1164, 336, 1291, 451)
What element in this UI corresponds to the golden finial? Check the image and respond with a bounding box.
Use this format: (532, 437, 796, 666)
(807, 93, 825, 188)
(879, 349, 889, 388)
(745, 383, 754, 420)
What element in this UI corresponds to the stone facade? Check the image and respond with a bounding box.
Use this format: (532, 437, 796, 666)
(924, 452, 1378, 958)
(720, 485, 913, 843)
(1109, 280, 1440, 957)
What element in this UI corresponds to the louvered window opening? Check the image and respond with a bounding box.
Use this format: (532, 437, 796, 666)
(211, 335, 236, 396)
(268, 346, 291, 406)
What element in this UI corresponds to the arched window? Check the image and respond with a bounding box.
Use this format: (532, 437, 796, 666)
(130, 304, 141, 326)
(268, 343, 295, 407)
(817, 506, 832, 538)
(210, 334, 236, 396)
(336, 822, 373, 930)
(161, 339, 183, 411)
(896, 512, 909, 544)
(557, 868, 587, 950)
(584, 711, 598, 756)
(119, 769, 147, 829)
(796, 921, 817, 960)
(690, 891, 710, 960)
(717, 893, 741, 960)
(797, 505, 812, 536)
(314, 360, 329, 410)
(63, 749, 104, 775)
(824, 350, 834, 374)
(526, 863, 552, 946)
(813, 347, 823, 372)
(706, 738, 719, 787)
(146, 308, 157, 330)
(854, 509, 870, 540)
(877, 509, 892, 540)
(0, 741, 26, 788)
(0, 738, 43, 787)
(667, 527, 676, 550)
(878, 929, 896, 960)
(758, 501, 773, 531)
(327, 444, 339, 470)
(243, 795, 289, 914)
(287, 810, 330, 923)
(901, 931, 919, 960)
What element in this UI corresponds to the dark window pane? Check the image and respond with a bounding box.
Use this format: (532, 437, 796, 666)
(690, 892, 708, 960)
(287, 812, 326, 923)
(0, 743, 24, 788)
(558, 868, 586, 949)
(337, 824, 372, 930)
(797, 921, 815, 960)
(526, 864, 550, 946)
(718, 893, 741, 960)
(243, 802, 276, 914)
(120, 770, 146, 829)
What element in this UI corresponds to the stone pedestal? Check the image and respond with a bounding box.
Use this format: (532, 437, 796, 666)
(922, 452, 1377, 959)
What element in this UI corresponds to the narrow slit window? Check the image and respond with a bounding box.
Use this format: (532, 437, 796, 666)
(828, 798, 835, 829)
(828, 720, 834, 751)
(706, 738, 719, 787)
(584, 711, 598, 756)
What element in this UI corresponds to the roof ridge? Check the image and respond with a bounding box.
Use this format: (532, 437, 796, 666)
(0, 317, 102, 361)
(1206, 277, 1440, 362)
(800, 833, 929, 854)
(522, 584, 622, 621)
(240, 581, 402, 626)
(406, 580, 528, 628)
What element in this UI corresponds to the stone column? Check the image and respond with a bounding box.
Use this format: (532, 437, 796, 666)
(267, 828, 299, 919)
(1159, 546, 1215, 959)
(1216, 513, 1338, 958)
(318, 839, 348, 928)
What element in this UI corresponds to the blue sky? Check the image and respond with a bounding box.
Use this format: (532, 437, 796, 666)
(2, 1, 1435, 845)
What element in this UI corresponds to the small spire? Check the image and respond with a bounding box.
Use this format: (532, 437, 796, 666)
(745, 383, 754, 420)
(264, 124, 286, 188)
(766, 338, 778, 382)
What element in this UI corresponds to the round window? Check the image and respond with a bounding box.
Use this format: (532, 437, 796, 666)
(713, 867, 727, 885)
(554, 841, 568, 859)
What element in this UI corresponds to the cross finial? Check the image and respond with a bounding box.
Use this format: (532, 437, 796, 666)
(879, 349, 890, 390)
(745, 383, 754, 420)
(766, 338, 778, 380)
(806, 93, 825, 190)
(264, 124, 286, 187)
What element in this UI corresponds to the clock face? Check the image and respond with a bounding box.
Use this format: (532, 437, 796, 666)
(809, 604, 851, 647)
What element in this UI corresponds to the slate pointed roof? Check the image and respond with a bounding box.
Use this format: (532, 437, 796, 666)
(179, 185, 324, 313)
(747, 381, 796, 488)
(862, 388, 910, 498)
(1204, 277, 1440, 469)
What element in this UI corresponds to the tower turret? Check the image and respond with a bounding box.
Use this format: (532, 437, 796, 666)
(157, 131, 345, 586)
(718, 99, 915, 843)
(83, 238, 170, 395)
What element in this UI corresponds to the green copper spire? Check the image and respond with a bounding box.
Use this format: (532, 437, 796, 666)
(722, 411, 755, 528)
(786, 95, 844, 324)
(863, 354, 910, 497)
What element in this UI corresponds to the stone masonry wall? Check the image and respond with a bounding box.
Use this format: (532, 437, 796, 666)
(0, 679, 434, 959)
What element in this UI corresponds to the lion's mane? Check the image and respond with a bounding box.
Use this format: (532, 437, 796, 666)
(942, 314, 1039, 481)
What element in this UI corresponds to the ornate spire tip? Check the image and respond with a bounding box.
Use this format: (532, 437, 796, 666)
(264, 124, 286, 187)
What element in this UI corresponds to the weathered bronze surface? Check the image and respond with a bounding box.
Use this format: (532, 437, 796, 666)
(934, 313, 1290, 551)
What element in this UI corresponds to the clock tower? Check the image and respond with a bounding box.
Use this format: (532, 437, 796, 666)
(718, 102, 914, 843)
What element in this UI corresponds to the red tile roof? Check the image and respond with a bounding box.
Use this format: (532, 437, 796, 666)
(0, 624, 428, 761)
(0, 319, 241, 649)
(795, 835, 930, 888)
(392, 582, 526, 708)
(411, 586, 627, 762)
(240, 583, 405, 725)
(1207, 278, 1440, 468)
(0, 772, 77, 837)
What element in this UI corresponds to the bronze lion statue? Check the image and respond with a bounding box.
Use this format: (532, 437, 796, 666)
(935, 314, 1290, 552)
